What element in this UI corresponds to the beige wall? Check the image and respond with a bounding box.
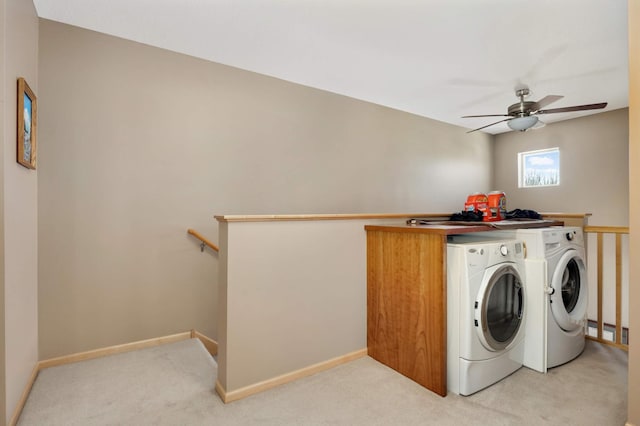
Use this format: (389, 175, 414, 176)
(493, 108, 628, 226)
(3, 0, 39, 424)
(219, 217, 405, 394)
(37, 20, 492, 359)
(0, 0, 5, 420)
(628, 1, 639, 425)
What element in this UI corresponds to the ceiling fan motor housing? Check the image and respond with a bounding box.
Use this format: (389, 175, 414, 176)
(508, 101, 536, 117)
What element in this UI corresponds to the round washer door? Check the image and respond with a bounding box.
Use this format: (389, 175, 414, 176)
(475, 263, 524, 352)
(549, 249, 587, 331)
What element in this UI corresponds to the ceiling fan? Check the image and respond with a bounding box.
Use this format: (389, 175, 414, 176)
(463, 87, 607, 133)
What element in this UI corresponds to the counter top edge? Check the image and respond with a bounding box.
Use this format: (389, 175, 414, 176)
(364, 224, 494, 235)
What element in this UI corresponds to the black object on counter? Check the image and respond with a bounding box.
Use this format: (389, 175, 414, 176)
(504, 209, 542, 220)
(447, 209, 542, 222)
(449, 211, 484, 221)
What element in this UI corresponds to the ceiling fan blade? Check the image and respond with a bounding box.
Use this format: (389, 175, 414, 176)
(537, 102, 607, 114)
(462, 114, 510, 118)
(531, 95, 563, 111)
(466, 118, 513, 133)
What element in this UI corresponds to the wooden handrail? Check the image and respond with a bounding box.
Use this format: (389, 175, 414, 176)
(584, 226, 629, 234)
(187, 229, 219, 252)
(584, 226, 629, 350)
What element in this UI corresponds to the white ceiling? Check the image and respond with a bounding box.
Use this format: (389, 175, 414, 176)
(32, 0, 629, 134)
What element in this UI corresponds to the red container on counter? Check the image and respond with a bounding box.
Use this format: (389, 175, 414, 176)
(484, 191, 507, 222)
(464, 193, 488, 217)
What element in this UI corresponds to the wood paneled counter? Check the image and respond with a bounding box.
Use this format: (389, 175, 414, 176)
(365, 222, 563, 396)
(365, 224, 492, 397)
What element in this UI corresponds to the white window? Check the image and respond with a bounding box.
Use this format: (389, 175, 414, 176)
(518, 148, 560, 188)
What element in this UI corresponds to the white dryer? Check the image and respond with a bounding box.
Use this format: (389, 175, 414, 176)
(521, 226, 587, 370)
(447, 238, 525, 395)
(458, 227, 588, 372)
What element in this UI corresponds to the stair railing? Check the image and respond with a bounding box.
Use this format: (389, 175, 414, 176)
(584, 225, 629, 350)
(187, 229, 219, 252)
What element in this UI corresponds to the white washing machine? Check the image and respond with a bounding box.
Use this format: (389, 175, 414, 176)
(447, 238, 525, 395)
(457, 227, 588, 372)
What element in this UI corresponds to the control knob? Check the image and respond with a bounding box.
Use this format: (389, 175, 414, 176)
(499, 244, 508, 256)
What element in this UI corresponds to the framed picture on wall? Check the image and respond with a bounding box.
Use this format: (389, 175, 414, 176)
(17, 77, 37, 169)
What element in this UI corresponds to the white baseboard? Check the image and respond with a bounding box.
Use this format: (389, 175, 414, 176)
(216, 348, 368, 403)
(193, 330, 218, 356)
(39, 331, 193, 369)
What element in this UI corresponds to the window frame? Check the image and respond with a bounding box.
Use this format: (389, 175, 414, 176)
(517, 147, 560, 188)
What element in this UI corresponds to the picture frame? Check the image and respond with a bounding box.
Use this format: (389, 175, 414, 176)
(17, 77, 37, 169)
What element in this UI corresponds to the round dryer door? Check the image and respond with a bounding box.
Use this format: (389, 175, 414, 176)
(549, 249, 587, 331)
(475, 264, 524, 352)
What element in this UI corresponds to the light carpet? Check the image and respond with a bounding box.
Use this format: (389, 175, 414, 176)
(18, 339, 627, 425)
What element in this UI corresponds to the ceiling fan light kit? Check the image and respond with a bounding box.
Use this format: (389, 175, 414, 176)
(508, 115, 539, 131)
(462, 86, 607, 133)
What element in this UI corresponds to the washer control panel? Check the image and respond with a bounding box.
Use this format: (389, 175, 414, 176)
(447, 237, 525, 267)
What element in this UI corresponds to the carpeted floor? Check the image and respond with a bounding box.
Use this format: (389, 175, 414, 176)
(18, 338, 628, 425)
